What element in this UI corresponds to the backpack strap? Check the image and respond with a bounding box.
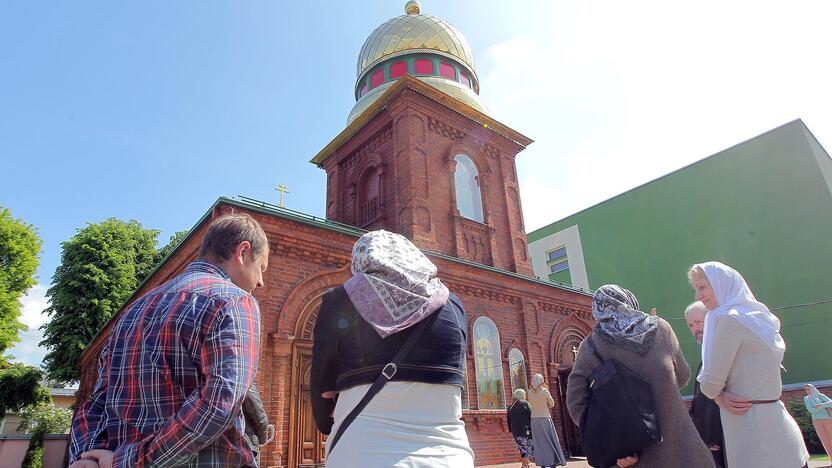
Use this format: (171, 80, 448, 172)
(326, 309, 436, 454)
(585, 334, 604, 363)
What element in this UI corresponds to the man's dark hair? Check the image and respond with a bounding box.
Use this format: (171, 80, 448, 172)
(199, 213, 268, 261)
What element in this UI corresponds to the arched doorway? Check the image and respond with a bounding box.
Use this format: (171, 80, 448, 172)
(552, 322, 590, 458)
(287, 299, 327, 468)
(282, 267, 350, 468)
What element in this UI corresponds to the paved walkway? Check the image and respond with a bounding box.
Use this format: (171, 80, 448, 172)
(479, 457, 830, 467)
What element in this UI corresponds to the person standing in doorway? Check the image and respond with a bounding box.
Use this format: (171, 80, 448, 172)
(528, 373, 567, 467)
(69, 214, 269, 467)
(686, 301, 726, 468)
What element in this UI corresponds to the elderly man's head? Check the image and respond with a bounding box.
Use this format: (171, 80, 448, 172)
(684, 301, 708, 344)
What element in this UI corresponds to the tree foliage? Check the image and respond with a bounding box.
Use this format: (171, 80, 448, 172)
(41, 219, 160, 384)
(0, 361, 47, 419)
(17, 399, 73, 434)
(787, 399, 823, 453)
(157, 230, 190, 260)
(0, 207, 42, 354)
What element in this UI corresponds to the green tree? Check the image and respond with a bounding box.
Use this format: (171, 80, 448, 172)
(19, 393, 67, 468)
(0, 207, 42, 354)
(0, 361, 47, 419)
(157, 229, 190, 260)
(41, 219, 160, 384)
(17, 399, 73, 434)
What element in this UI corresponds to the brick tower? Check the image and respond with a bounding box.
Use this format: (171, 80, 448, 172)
(312, 0, 534, 276)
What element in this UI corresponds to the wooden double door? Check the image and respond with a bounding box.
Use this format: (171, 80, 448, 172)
(290, 343, 327, 468)
(556, 367, 583, 457)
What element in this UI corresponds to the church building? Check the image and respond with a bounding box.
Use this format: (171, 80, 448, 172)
(75, 2, 595, 466)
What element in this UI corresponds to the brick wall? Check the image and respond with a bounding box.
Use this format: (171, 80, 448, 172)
(75, 200, 593, 467)
(321, 85, 532, 276)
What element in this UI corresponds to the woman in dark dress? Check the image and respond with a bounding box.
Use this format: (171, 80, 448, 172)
(507, 389, 534, 468)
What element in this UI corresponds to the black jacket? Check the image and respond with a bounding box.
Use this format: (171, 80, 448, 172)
(690, 362, 725, 468)
(507, 399, 532, 438)
(310, 285, 467, 435)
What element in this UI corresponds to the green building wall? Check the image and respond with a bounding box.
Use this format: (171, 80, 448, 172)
(528, 120, 832, 393)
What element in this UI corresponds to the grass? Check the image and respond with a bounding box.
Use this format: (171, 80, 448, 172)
(810, 453, 830, 461)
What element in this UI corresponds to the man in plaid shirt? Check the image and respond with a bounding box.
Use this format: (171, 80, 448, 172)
(69, 214, 269, 467)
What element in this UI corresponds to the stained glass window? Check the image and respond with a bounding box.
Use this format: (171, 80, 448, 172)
(454, 154, 484, 222)
(473, 316, 505, 409)
(414, 59, 433, 75)
(389, 61, 407, 79)
(508, 348, 528, 394)
(440, 61, 456, 79)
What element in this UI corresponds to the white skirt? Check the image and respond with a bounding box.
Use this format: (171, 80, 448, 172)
(325, 381, 474, 468)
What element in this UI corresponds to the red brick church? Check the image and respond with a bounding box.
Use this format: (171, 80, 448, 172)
(76, 2, 595, 466)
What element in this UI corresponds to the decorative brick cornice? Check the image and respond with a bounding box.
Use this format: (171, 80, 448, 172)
(474, 139, 501, 159)
(427, 116, 465, 141)
(538, 301, 592, 320)
(338, 125, 392, 170)
(445, 279, 522, 305)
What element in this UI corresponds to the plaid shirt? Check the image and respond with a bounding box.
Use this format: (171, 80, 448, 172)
(69, 261, 261, 467)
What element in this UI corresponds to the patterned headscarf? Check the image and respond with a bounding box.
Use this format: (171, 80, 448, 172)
(592, 284, 659, 355)
(343, 230, 449, 338)
(530, 373, 545, 390)
(513, 389, 526, 400)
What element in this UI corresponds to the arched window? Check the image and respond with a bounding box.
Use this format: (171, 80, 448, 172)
(473, 316, 505, 409)
(454, 154, 484, 222)
(508, 348, 528, 394)
(359, 167, 381, 226)
(389, 61, 407, 79)
(461, 357, 470, 409)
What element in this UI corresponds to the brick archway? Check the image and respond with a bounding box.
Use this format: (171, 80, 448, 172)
(283, 266, 351, 468)
(549, 312, 592, 366)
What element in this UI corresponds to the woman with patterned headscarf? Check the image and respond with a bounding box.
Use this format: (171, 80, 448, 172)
(566, 284, 715, 468)
(689, 262, 809, 468)
(526, 373, 566, 467)
(310, 230, 473, 468)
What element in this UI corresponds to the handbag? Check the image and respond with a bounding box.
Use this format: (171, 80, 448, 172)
(325, 306, 439, 454)
(580, 335, 662, 468)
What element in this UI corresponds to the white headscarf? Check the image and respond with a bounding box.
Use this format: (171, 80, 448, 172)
(695, 261, 785, 382)
(530, 373, 544, 390)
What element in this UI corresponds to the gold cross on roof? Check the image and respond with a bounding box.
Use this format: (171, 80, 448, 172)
(275, 184, 290, 208)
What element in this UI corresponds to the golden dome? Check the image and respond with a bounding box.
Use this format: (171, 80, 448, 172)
(347, 2, 488, 124)
(356, 5, 477, 83)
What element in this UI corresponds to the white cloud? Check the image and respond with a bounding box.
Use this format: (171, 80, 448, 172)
(6, 284, 50, 367)
(19, 284, 50, 329)
(479, 1, 832, 230)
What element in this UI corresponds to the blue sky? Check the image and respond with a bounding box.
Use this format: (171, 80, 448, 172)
(3, 1, 831, 367)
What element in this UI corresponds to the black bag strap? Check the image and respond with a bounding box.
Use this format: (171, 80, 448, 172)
(326, 309, 435, 453)
(585, 334, 604, 363)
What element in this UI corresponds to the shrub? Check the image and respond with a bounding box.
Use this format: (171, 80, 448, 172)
(787, 399, 823, 454)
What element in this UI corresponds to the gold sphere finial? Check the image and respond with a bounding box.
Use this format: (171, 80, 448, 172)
(405, 0, 421, 15)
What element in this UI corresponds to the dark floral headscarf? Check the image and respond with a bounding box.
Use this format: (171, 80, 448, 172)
(592, 284, 659, 355)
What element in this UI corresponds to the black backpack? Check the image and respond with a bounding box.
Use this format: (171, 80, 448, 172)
(580, 335, 662, 467)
